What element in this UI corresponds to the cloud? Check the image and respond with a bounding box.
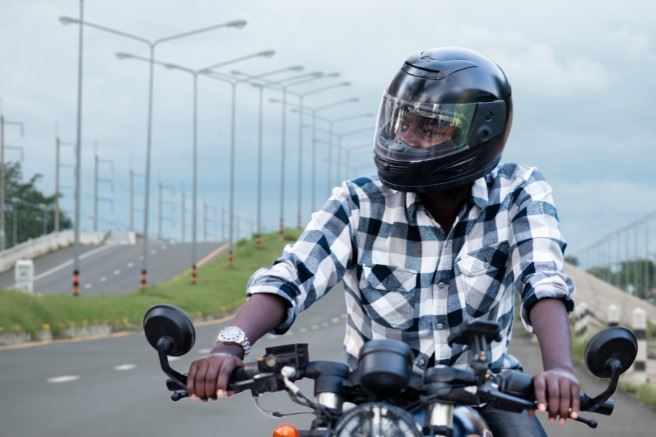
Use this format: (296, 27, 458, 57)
(494, 43, 610, 97)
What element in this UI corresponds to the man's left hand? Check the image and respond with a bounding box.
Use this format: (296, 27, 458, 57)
(531, 367, 580, 423)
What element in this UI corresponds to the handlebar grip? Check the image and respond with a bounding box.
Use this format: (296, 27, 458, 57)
(227, 361, 259, 393)
(580, 393, 614, 415)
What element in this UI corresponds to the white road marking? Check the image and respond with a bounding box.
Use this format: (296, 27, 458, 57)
(331, 317, 340, 323)
(84, 283, 92, 289)
(299, 327, 308, 333)
(168, 356, 181, 362)
(150, 250, 157, 255)
(47, 375, 79, 384)
(322, 322, 329, 328)
(127, 262, 133, 268)
(28, 244, 113, 285)
(266, 334, 277, 339)
(197, 348, 211, 354)
(100, 276, 107, 282)
(114, 269, 120, 275)
(341, 314, 347, 319)
(162, 245, 167, 250)
(286, 331, 294, 336)
(311, 325, 319, 330)
(139, 256, 143, 261)
(113, 364, 136, 371)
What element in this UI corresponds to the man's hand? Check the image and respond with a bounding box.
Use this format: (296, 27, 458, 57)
(186, 346, 243, 401)
(531, 367, 580, 423)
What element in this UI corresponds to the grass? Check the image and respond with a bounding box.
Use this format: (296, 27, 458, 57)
(0, 230, 301, 341)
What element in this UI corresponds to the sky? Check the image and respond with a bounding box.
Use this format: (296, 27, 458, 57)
(0, 0, 654, 254)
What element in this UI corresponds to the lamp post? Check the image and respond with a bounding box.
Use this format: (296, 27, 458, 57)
(117, 50, 274, 275)
(230, 66, 307, 244)
(287, 98, 359, 211)
(328, 113, 374, 183)
(60, 13, 246, 292)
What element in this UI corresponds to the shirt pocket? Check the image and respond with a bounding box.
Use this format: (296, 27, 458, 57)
(455, 242, 510, 317)
(359, 264, 419, 330)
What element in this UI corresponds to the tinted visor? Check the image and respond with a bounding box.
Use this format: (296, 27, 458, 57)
(375, 94, 477, 161)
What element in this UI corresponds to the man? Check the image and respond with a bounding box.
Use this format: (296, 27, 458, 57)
(187, 47, 580, 436)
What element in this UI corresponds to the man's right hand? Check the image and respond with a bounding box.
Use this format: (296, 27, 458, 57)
(186, 344, 244, 401)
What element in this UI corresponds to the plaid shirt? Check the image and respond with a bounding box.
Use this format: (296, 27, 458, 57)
(247, 163, 575, 371)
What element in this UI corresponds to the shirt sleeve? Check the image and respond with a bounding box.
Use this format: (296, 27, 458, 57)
(246, 182, 360, 334)
(508, 167, 575, 332)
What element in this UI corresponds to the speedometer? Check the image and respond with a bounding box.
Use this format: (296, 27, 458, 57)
(333, 402, 421, 437)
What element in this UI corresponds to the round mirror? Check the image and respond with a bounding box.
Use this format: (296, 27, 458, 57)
(143, 304, 196, 356)
(584, 326, 637, 378)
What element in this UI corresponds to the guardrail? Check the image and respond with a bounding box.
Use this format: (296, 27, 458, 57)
(0, 230, 106, 274)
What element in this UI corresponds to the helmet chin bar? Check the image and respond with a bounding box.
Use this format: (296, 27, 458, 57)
(375, 153, 501, 193)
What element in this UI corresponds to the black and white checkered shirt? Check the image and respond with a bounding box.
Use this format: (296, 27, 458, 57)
(247, 163, 575, 371)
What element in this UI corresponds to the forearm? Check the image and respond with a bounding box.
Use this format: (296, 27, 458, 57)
(211, 294, 288, 358)
(529, 298, 574, 371)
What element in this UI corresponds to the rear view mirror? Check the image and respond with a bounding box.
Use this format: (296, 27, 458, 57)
(143, 304, 196, 356)
(584, 326, 637, 378)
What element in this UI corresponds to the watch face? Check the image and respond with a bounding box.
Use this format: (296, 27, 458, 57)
(220, 326, 244, 343)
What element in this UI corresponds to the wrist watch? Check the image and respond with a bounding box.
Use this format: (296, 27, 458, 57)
(216, 326, 251, 356)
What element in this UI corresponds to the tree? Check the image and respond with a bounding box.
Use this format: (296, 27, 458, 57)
(3, 162, 72, 247)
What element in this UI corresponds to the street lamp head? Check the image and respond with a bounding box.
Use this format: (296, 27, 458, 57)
(350, 98, 360, 102)
(230, 70, 245, 76)
(225, 19, 247, 29)
(58, 16, 79, 25)
(164, 63, 184, 71)
(339, 81, 352, 87)
(257, 50, 276, 58)
(289, 65, 304, 72)
(325, 72, 340, 78)
(115, 52, 132, 60)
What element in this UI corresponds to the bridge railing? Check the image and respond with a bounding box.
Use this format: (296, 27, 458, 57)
(0, 230, 106, 274)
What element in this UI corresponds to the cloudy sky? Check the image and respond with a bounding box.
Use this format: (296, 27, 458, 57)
(0, 0, 654, 254)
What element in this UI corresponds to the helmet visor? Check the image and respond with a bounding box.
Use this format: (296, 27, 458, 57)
(375, 94, 477, 161)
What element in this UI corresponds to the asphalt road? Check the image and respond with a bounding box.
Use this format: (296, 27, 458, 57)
(0, 241, 222, 295)
(1, 288, 654, 437)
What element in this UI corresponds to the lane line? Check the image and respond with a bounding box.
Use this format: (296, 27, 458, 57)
(197, 348, 211, 354)
(169, 356, 181, 362)
(127, 262, 133, 268)
(84, 283, 92, 289)
(197, 243, 229, 267)
(47, 375, 79, 383)
(30, 244, 113, 284)
(331, 317, 340, 323)
(114, 270, 120, 275)
(100, 276, 107, 282)
(150, 250, 157, 255)
(113, 364, 136, 371)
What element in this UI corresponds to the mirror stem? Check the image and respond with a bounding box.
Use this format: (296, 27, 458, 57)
(584, 358, 622, 411)
(156, 336, 188, 389)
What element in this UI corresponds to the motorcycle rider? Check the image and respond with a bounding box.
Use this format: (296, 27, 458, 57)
(186, 47, 580, 436)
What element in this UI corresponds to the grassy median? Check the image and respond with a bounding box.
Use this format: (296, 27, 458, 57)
(0, 230, 300, 341)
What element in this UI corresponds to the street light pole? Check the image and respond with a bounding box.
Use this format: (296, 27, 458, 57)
(118, 50, 274, 276)
(60, 14, 247, 292)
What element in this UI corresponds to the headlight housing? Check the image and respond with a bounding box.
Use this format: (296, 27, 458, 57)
(333, 402, 421, 437)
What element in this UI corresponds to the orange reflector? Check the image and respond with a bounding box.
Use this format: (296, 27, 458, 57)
(272, 424, 299, 437)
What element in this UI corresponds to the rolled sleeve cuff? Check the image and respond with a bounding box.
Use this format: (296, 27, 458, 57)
(246, 283, 298, 335)
(520, 277, 575, 332)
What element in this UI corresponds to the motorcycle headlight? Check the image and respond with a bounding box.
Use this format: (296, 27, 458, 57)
(334, 402, 421, 437)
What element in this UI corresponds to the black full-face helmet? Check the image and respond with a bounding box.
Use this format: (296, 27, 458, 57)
(374, 47, 513, 192)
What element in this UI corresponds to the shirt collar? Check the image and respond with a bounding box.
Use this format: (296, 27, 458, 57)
(471, 174, 489, 210)
(405, 175, 490, 220)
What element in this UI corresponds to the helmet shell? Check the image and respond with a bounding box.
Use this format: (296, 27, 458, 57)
(374, 47, 513, 192)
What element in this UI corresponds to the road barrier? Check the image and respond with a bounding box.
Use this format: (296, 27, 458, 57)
(0, 230, 106, 274)
(633, 308, 648, 383)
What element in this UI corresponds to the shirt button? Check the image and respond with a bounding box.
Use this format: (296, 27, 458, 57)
(437, 282, 447, 289)
(417, 359, 425, 366)
(436, 323, 444, 329)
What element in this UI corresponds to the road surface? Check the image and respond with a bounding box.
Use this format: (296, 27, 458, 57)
(0, 287, 654, 436)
